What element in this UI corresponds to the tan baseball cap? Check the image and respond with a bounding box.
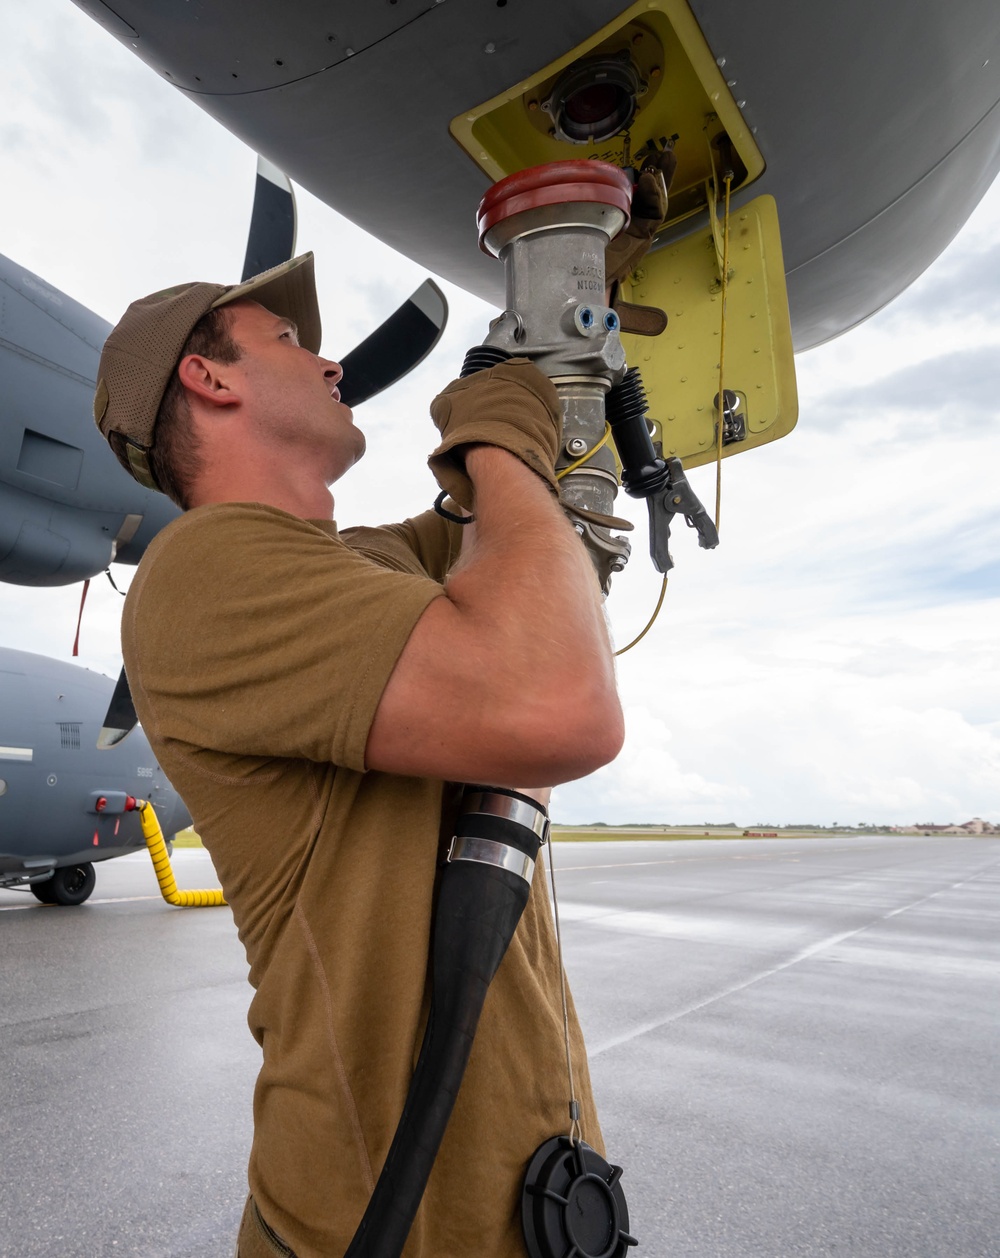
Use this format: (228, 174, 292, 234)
(94, 252, 321, 491)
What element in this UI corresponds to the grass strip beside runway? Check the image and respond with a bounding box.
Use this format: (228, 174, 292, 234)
(172, 828, 204, 848)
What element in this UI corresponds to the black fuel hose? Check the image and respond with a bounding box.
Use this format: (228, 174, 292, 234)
(344, 788, 546, 1258)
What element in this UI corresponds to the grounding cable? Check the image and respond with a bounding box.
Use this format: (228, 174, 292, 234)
(714, 170, 733, 532)
(545, 829, 583, 1145)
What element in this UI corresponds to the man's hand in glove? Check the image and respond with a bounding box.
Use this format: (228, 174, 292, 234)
(428, 358, 563, 511)
(605, 146, 678, 336)
(606, 146, 678, 289)
(370, 360, 623, 787)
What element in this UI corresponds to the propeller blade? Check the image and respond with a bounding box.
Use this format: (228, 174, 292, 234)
(96, 174, 442, 744)
(339, 280, 448, 409)
(242, 155, 297, 281)
(97, 665, 138, 748)
(98, 159, 298, 749)
(244, 153, 446, 404)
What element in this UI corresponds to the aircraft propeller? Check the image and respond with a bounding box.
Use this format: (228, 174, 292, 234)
(241, 157, 297, 280)
(97, 156, 449, 746)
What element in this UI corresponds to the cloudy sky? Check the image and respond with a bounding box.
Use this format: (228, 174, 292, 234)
(1, 1, 997, 826)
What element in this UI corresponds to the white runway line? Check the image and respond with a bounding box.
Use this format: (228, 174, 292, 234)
(589, 866, 1000, 1057)
(0, 894, 163, 912)
(557, 899, 810, 947)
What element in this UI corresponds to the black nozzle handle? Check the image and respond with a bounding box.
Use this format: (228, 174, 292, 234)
(605, 368, 670, 499)
(344, 788, 546, 1258)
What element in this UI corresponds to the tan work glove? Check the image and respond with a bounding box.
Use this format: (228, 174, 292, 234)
(605, 148, 678, 287)
(428, 358, 562, 510)
(605, 148, 678, 336)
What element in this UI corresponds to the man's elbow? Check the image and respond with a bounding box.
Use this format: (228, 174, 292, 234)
(571, 689, 625, 777)
(512, 685, 625, 786)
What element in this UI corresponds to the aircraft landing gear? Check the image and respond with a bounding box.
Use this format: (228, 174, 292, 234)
(30, 862, 96, 906)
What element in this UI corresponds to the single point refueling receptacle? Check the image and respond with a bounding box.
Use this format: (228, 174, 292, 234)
(476, 160, 633, 590)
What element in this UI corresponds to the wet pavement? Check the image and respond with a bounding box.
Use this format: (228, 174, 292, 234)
(2, 835, 998, 1256)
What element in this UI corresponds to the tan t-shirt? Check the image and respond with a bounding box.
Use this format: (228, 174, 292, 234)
(121, 501, 602, 1258)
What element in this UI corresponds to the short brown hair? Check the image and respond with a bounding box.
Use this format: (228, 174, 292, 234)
(149, 307, 243, 509)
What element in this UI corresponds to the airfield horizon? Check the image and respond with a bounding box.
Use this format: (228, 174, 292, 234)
(173, 824, 997, 847)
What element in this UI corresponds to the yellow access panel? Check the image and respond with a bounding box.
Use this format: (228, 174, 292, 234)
(451, 0, 798, 466)
(450, 0, 764, 225)
(622, 194, 797, 468)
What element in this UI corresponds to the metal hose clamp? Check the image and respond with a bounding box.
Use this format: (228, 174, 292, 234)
(446, 789, 549, 885)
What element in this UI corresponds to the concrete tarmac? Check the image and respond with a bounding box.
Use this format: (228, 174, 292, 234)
(1, 835, 998, 1257)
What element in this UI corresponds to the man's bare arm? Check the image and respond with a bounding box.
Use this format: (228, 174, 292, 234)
(365, 445, 623, 786)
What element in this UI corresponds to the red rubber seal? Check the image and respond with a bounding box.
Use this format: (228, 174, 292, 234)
(477, 161, 632, 253)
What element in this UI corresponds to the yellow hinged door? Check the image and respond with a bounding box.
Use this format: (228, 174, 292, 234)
(621, 193, 798, 468)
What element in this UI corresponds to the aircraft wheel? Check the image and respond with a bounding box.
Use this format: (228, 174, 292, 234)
(47, 863, 97, 906)
(29, 878, 59, 904)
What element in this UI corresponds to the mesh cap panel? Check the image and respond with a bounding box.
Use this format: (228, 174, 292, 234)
(93, 253, 321, 490)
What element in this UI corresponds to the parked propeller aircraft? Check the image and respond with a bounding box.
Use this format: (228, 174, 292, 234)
(0, 647, 191, 904)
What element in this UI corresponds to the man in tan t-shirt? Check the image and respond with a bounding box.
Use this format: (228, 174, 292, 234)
(93, 253, 624, 1257)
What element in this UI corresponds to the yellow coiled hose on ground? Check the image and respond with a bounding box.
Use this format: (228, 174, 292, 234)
(136, 798, 226, 908)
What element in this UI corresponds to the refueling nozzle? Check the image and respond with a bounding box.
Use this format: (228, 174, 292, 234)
(471, 161, 633, 590)
(468, 159, 717, 592)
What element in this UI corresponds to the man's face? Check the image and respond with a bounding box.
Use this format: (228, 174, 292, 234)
(221, 299, 365, 481)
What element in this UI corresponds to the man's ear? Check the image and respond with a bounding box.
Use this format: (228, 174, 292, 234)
(177, 353, 241, 410)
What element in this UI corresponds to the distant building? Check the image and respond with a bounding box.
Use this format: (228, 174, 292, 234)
(961, 817, 996, 834)
(904, 818, 997, 835)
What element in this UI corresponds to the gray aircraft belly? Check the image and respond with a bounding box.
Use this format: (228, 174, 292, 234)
(70, 0, 1000, 348)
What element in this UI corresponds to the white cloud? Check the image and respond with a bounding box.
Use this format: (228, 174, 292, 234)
(555, 704, 749, 825)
